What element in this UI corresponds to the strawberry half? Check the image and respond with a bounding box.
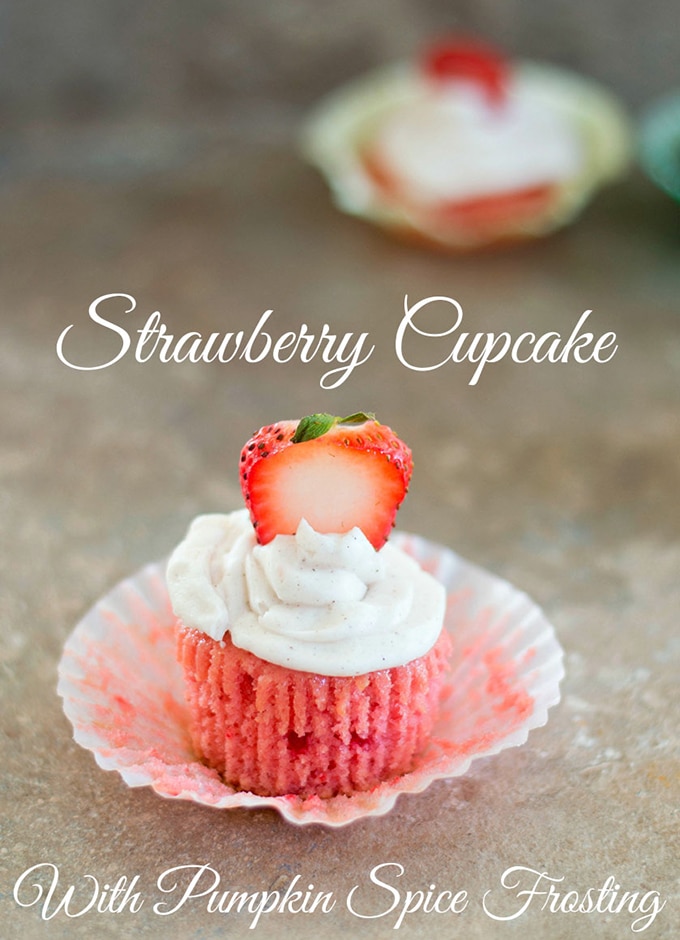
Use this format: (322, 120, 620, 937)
(239, 412, 413, 549)
(421, 37, 509, 107)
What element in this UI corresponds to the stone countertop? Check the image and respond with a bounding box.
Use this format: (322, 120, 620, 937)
(1, 138, 679, 939)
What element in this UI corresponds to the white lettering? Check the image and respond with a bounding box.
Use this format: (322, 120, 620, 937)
(395, 296, 617, 384)
(347, 863, 468, 928)
(154, 864, 220, 916)
(56, 295, 373, 388)
(13, 863, 144, 920)
(483, 867, 666, 932)
(56, 293, 134, 370)
(347, 862, 403, 920)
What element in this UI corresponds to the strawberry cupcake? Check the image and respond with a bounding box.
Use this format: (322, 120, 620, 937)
(303, 37, 631, 249)
(166, 413, 450, 798)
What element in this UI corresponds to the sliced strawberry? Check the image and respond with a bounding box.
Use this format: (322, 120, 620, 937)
(362, 145, 401, 197)
(421, 37, 509, 106)
(239, 412, 412, 549)
(362, 143, 556, 237)
(433, 183, 556, 233)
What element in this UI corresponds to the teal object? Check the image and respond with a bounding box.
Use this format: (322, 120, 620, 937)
(640, 92, 680, 202)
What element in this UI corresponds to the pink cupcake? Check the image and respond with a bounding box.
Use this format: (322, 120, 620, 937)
(167, 412, 450, 798)
(176, 625, 451, 798)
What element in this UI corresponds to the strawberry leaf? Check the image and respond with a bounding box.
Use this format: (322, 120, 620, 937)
(292, 412, 376, 444)
(340, 411, 376, 425)
(292, 413, 337, 443)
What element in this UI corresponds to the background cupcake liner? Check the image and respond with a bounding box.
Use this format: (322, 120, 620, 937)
(57, 534, 564, 827)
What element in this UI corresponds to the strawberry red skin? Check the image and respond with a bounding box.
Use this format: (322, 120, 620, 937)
(239, 416, 413, 549)
(363, 145, 556, 235)
(421, 37, 509, 106)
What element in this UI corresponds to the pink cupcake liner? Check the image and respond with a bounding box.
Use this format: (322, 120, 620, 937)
(176, 623, 451, 798)
(57, 534, 564, 827)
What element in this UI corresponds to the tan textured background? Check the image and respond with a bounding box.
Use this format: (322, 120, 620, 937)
(1, 3, 679, 938)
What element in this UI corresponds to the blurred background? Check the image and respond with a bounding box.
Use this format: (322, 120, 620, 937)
(1, 0, 678, 597)
(1, 8, 679, 938)
(1, 0, 679, 178)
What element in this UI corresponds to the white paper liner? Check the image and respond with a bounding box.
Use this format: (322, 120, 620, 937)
(301, 60, 631, 248)
(57, 534, 564, 828)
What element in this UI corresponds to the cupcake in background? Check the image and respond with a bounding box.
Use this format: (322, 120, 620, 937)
(303, 37, 632, 250)
(639, 91, 680, 203)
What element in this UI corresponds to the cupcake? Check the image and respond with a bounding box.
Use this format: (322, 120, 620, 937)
(639, 91, 680, 204)
(303, 37, 631, 249)
(166, 412, 450, 798)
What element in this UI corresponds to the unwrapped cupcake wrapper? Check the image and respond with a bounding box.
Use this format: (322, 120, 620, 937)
(58, 533, 564, 827)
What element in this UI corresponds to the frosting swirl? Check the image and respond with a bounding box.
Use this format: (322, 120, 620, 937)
(166, 510, 445, 676)
(371, 79, 584, 202)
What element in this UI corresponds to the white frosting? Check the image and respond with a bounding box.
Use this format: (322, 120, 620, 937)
(371, 79, 584, 202)
(166, 510, 446, 676)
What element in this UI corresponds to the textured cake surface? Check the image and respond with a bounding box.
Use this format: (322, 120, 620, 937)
(176, 622, 452, 798)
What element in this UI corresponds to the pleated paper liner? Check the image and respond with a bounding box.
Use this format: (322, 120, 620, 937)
(57, 533, 564, 827)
